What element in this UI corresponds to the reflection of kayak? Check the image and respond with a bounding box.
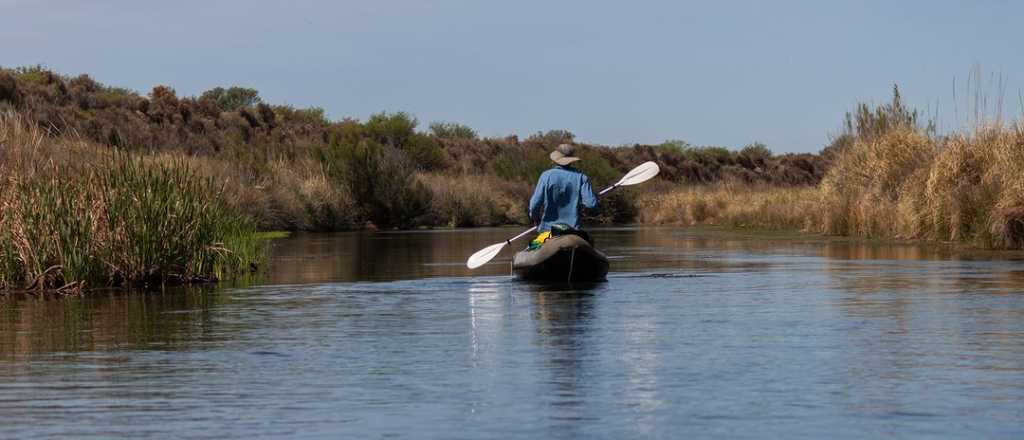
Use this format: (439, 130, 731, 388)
(512, 235, 609, 282)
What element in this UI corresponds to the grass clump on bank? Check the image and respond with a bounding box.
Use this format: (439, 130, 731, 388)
(818, 86, 1024, 248)
(0, 113, 262, 292)
(821, 123, 1024, 248)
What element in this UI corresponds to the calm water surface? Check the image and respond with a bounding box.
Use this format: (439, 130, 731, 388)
(2, 227, 1024, 439)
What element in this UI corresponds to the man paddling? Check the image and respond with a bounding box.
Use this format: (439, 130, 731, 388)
(466, 159, 658, 269)
(528, 143, 598, 245)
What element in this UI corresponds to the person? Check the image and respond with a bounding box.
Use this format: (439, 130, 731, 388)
(528, 143, 598, 246)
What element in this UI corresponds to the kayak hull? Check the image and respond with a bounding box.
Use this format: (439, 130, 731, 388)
(512, 235, 609, 282)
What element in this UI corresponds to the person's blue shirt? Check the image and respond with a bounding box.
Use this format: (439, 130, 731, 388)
(528, 165, 598, 232)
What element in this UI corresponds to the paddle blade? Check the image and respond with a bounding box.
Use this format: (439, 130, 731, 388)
(616, 161, 660, 186)
(467, 242, 507, 269)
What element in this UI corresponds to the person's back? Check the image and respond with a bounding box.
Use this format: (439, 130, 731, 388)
(528, 144, 597, 232)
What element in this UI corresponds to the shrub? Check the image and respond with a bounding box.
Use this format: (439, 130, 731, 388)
(655, 139, 692, 157)
(526, 129, 575, 146)
(273, 105, 328, 126)
(405, 133, 446, 170)
(429, 121, 477, 140)
(319, 130, 432, 228)
(0, 71, 21, 105)
(575, 147, 620, 187)
(738, 142, 771, 168)
(200, 86, 262, 112)
(492, 145, 550, 183)
(364, 111, 417, 147)
(361, 112, 445, 170)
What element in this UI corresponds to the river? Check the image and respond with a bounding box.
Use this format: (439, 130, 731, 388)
(2, 227, 1023, 439)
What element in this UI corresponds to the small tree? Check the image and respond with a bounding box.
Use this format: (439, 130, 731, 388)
(527, 129, 575, 146)
(200, 86, 261, 112)
(364, 111, 417, 147)
(429, 121, 477, 140)
(738, 142, 771, 167)
(318, 121, 432, 227)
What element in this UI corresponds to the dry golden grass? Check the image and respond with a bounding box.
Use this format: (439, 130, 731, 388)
(637, 184, 822, 231)
(416, 173, 529, 227)
(640, 119, 1024, 250)
(817, 127, 937, 238)
(818, 121, 1024, 248)
(145, 153, 357, 231)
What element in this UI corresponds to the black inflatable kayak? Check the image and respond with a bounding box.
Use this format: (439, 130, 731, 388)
(511, 235, 609, 282)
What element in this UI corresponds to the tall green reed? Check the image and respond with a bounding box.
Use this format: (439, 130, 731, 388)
(0, 150, 263, 291)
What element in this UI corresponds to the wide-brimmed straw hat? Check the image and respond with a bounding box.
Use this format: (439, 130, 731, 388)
(550, 143, 581, 166)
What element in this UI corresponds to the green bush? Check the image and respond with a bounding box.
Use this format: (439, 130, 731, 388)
(656, 139, 691, 156)
(429, 121, 478, 140)
(405, 133, 446, 170)
(739, 142, 771, 160)
(361, 112, 445, 170)
(526, 129, 575, 146)
(575, 148, 619, 187)
(200, 86, 262, 112)
(273, 105, 328, 126)
(319, 129, 432, 228)
(492, 146, 550, 183)
(364, 111, 417, 147)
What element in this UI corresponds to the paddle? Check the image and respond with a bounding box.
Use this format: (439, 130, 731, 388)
(466, 161, 660, 269)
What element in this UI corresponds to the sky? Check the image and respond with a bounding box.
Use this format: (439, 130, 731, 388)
(1, 0, 1021, 153)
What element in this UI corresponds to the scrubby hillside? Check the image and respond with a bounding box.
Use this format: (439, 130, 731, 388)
(0, 66, 830, 231)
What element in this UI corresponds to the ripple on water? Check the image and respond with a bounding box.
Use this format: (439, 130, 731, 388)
(2, 228, 1024, 439)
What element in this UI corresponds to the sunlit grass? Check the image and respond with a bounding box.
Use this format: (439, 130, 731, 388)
(0, 112, 263, 292)
(638, 184, 822, 231)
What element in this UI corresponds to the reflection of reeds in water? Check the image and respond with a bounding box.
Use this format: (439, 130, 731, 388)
(0, 286, 227, 361)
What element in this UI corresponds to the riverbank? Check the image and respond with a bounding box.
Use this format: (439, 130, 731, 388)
(0, 66, 827, 231)
(3, 66, 1024, 294)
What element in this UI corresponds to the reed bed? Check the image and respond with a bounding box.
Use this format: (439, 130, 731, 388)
(0, 113, 262, 292)
(820, 123, 1024, 248)
(641, 116, 1024, 249)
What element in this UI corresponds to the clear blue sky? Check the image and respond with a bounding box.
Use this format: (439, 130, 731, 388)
(2, 0, 1020, 152)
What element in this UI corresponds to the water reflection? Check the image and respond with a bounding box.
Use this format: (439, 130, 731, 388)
(4, 227, 1024, 439)
(267, 229, 525, 283)
(0, 287, 225, 362)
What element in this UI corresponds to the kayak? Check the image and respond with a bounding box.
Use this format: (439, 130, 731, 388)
(511, 235, 609, 282)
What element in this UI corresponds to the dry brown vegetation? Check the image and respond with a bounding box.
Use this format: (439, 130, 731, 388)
(638, 184, 821, 230)
(819, 123, 1024, 248)
(0, 66, 830, 232)
(6, 63, 1019, 294)
(642, 87, 1024, 249)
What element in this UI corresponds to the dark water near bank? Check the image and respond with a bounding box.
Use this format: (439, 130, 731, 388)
(3, 227, 1024, 439)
